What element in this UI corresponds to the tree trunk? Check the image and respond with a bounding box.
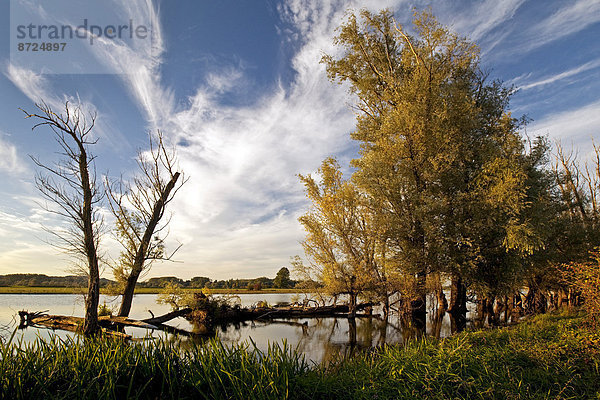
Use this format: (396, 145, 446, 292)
(448, 274, 466, 315)
(450, 312, 466, 333)
(513, 293, 523, 316)
(486, 296, 497, 326)
(411, 270, 427, 329)
(83, 267, 100, 335)
(118, 270, 142, 317)
(558, 290, 568, 308)
(477, 296, 487, 321)
(494, 296, 506, 323)
(80, 149, 100, 336)
(348, 291, 357, 318)
(524, 277, 547, 315)
(118, 172, 181, 317)
(436, 288, 448, 312)
(504, 296, 512, 323)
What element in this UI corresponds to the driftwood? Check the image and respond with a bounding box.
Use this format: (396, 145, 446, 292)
(18, 312, 132, 339)
(141, 308, 192, 325)
(18, 309, 190, 339)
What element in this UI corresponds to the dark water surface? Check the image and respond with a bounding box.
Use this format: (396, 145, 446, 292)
(0, 293, 473, 364)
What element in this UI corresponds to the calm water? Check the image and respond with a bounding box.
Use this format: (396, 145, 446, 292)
(0, 293, 468, 364)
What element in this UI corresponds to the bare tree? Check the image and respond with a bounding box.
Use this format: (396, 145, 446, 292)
(23, 101, 103, 335)
(105, 131, 185, 317)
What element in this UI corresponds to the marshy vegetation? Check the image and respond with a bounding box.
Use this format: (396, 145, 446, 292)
(1, 311, 598, 399)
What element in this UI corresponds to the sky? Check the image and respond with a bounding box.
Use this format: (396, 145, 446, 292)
(0, 0, 599, 280)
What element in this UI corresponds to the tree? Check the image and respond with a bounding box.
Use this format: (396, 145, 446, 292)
(106, 131, 185, 317)
(273, 267, 292, 288)
(298, 158, 383, 317)
(322, 9, 545, 323)
(23, 102, 103, 335)
(190, 276, 211, 288)
(546, 141, 600, 312)
(562, 248, 600, 326)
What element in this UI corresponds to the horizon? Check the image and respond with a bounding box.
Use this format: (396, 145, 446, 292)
(0, 0, 599, 281)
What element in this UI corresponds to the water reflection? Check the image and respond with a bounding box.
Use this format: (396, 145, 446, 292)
(2, 293, 491, 364)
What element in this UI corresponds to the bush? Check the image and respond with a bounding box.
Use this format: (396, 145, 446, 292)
(562, 248, 600, 326)
(98, 302, 113, 317)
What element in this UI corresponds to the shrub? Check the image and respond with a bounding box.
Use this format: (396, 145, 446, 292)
(98, 302, 113, 317)
(562, 248, 600, 326)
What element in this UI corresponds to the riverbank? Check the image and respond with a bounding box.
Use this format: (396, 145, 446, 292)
(1, 310, 598, 399)
(0, 286, 306, 295)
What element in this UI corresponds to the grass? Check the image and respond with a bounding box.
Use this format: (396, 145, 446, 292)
(0, 287, 306, 295)
(1, 311, 598, 399)
(0, 286, 88, 294)
(304, 311, 600, 399)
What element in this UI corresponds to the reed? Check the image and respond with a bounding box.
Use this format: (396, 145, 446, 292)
(1, 311, 598, 399)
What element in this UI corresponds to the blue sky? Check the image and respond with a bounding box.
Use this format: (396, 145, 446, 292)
(0, 0, 599, 280)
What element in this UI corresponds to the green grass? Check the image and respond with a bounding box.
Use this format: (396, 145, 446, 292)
(0, 286, 305, 295)
(0, 286, 88, 294)
(305, 311, 600, 399)
(1, 311, 598, 399)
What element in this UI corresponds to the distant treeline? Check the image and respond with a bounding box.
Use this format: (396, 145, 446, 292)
(0, 267, 297, 290)
(0, 274, 114, 288)
(137, 274, 296, 290)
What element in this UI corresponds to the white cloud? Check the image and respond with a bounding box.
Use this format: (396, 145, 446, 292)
(0, 207, 68, 275)
(446, 0, 525, 41)
(0, 136, 27, 174)
(507, 0, 600, 56)
(529, 0, 600, 45)
(513, 58, 600, 90)
(67, 0, 366, 278)
(4, 63, 56, 108)
(528, 100, 600, 160)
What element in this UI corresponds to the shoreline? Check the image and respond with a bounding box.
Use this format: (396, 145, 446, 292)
(0, 287, 306, 295)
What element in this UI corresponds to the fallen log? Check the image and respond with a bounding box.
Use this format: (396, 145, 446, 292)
(17, 301, 380, 339)
(98, 315, 158, 330)
(142, 308, 192, 325)
(188, 302, 379, 326)
(18, 308, 194, 339)
(252, 302, 377, 320)
(18, 312, 132, 339)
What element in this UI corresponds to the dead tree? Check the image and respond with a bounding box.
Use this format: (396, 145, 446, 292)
(23, 102, 103, 335)
(106, 131, 185, 317)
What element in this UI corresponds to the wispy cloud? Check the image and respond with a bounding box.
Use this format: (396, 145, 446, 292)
(4, 63, 130, 152)
(445, 0, 525, 42)
(529, 0, 600, 46)
(506, 0, 600, 56)
(78, 0, 397, 277)
(5, 64, 57, 108)
(513, 58, 600, 90)
(0, 135, 27, 174)
(0, 206, 69, 275)
(154, 0, 361, 277)
(528, 100, 600, 160)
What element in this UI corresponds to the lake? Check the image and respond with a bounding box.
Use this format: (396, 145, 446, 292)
(0, 293, 472, 364)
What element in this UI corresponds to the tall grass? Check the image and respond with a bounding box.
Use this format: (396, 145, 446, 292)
(0, 334, 307, 399)
(304, 311, 600, 399)
(1, 311, 599, 399)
